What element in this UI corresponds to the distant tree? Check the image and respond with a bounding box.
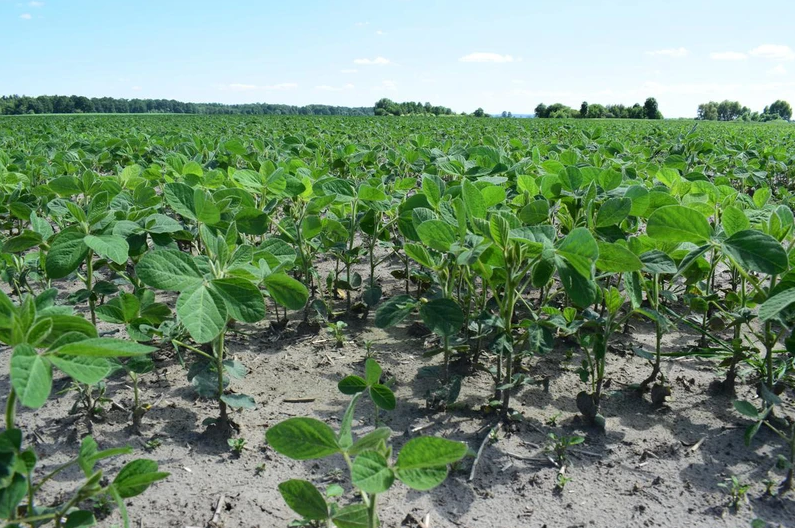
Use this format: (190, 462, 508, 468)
(473, 107, 486, 117)
(697, 102, 719, 120)
(768, 100, 792, 121)
(580, 101, 589, 118)
(534, 103, 548, 118)
(507, 111, 512, 118)
(644, 97, 661, 119)
(501, 111, 508, 118)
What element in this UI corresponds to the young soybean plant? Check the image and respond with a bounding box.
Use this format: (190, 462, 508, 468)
(338, 358, 396, 425)
(0, 289, 168, 527)
(266, 381, 467, 527)
(136, 224, 307, 433)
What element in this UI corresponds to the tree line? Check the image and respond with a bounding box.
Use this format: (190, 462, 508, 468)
(534, 98, 663, 119)
(0, 94, 374, 116)
(696, 99, 791, 121)
(373, 98, 455, 116)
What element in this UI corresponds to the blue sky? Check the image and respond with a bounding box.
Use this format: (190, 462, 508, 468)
(2, 0, 794, 117)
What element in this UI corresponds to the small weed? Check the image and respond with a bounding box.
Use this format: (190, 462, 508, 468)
(718, 475, 750, 511)
(144, 438, 162, 451)
(326, 320, 348, 347)
(228, 438, 247, 456)
(546, 432, 584, 466)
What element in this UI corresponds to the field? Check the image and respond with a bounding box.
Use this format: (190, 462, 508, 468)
(1, 114, 795, 528)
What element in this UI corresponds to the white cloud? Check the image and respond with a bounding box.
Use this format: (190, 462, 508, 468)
(353, 56, 391, 65)
(642, 80, 741, 95)
(28, 1, 44, 6)
(381, 80, 397, 91)
(749, 44, 795, 61)
(459, 52, 514, 63)
(375, 30, 385, 35)
(132, 86, 142, 91)
(19, 13, 31, 19)
(340, 69, 358, 74)
(710, 51, 747, 61)
(646, 47, 689, 57)
(223, 83, 298, 91)
(768, 64, 787, 75)
(355, 21, 369, 27)
(511, 79, 525, 85)
(315, 84, 355, 92)
(512, 89, 574, 98)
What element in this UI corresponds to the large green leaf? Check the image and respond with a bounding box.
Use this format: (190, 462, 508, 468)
(351, 451, 394, 494)
(277, 480, 328, 520)
(10, 344, 52, 409)
(595, 197, 632, 227)
(210, 278, 266, 323)
(416, 220, 457, 252)
(721, 206, 749, 237)
(111, 459, 169, 498)
(331, 504, 370, 528)
(419, 298, 463, 338)
(557, 227, 599, 263)
(53, 338, 155, 358)
(84, 234, 129, 265)
(48, 355, 110, 385)
(374, 295, 417, 328)
(596, 242, 642, 272)
(395, 436, 467, 491)
(163, 182, 197, 220)
(647, 205, 711, 244)
(759, 288, 795, 321)
(557, 259, 598, 307)
(461, 179, 486, 219)
(136, 250, 203, 291)
(177, 283, 227, 343)
(722, 229, 788, 275)
(45, 229, 88, 279)
(263, 273, 309, 310)
(266, 417, 340, 460)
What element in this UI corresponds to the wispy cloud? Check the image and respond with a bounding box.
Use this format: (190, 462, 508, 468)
(381, 80, 397, 91)
(19, 13, 32, 19)
(353, 56, 391, 65)
(375, 30, 385, 35)
(315, 84, 355, 92)
(710, 51, 747, 61)
(355, 21, 369, 27)
(340, 69, 358, 74)
(749, 44, 795, 61)
(646, 47, 689, 58)
(132, 86, 142, 91)
(459, 52, 514, 63)
(222, 83, 298, 91)
(642, 80, 741, 95)
(28, 1, 44, 6)
(768, 64, 787, 75)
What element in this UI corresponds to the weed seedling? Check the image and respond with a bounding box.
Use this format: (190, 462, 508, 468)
(228, 438, 247, 456)
(718, 476, 750, 511)
(326, 320, 348, 347)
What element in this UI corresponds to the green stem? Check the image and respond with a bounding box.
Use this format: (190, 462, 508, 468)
(367, 493, 377, 528)
(6, 388, 16, 430)
(86, 249, 96, 326)
(215, 332, 227, 424)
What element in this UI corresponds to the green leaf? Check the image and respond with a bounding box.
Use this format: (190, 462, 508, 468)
(62, 510, 96, 528)
(53, 338, 155, 358)
(595, 197, 632, 227)
(264, 273, 309, 310)
(733, 400, 760, 420)
(419, 298, 463, 338)
(84, 234, 129, 265)
(220, 394, 255, 409)
(349, 428, 392, 456)
(759, 288, 795, 321)
(3, 230, 43, 253)
(163, 182, 197, 220)
(338, 392, 362, 449)
(144, 213, 183, 234)
(48, 355, 110, 385)
(277, 480, 329, 520)
(364, 358, 381, 385)
(338, 375, 367, 395)
(10, 344, 52, 409)
(45, 229, 88, 279)
(721, 206, 749, 237)
(177, 283, 227, 344)
(461, 179, 486, 219)
(557, 227, 599, 263)
(351, 451, 394, 494)
(374, 295, 416, 328)
(557, 259, 598, 308)
(417, 220, 456, 252)
(331, 504, 370, 528)
(111, 459, 169, 498)
(136, 249, 203, 291)
(722, 230, 788, 275)
(370, 384, 396, 411)
(647, 205, 711, 244)
(210, 278, 266, 323)
(266, 417, 341, 460)
(395, 436, 467, 491)
(596, 242, 642, 272)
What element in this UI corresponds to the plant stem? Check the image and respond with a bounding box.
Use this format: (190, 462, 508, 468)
(367, 493, 377, 528)
(215, 331, 228, 426)
(86, 249, 96, 326)
(6, 388, 16, 430)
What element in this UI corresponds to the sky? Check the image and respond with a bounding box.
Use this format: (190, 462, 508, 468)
(2, 0, 795, 117)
